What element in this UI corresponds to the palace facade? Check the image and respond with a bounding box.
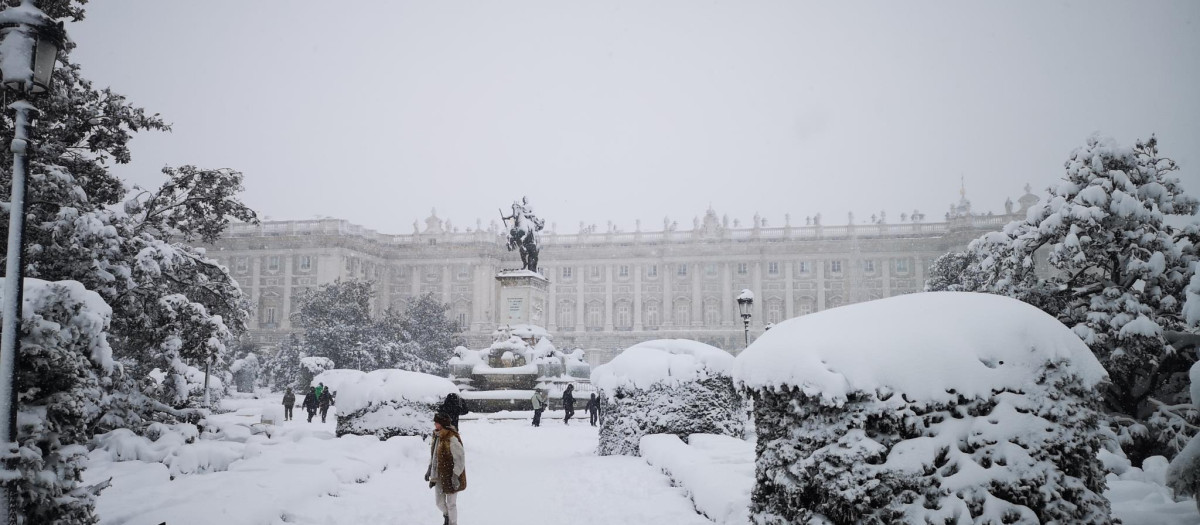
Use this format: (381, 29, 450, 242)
(200, 189, 1037, 364)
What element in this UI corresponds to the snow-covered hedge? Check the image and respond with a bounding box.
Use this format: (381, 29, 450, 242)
(594, 339, 742, 456)
(640, 434, 753, 525)
(316, 369, 458, 439)
(733, 292, 1114, 524)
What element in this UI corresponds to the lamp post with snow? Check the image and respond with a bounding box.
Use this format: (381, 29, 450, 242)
(736, 289, 754, 347)
(0, 2, 66, 521)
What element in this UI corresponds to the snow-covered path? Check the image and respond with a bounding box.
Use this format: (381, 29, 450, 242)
(89, 396, 710, 525)
(284, 419, 711, 525)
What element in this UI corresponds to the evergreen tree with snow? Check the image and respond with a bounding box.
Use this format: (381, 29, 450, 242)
(263, 333, 303, 390)
(0, 1, 256, 519)
(931, 135, 1200, 463)
(297, 279, 380, 370)
(393, 292, 463, 376)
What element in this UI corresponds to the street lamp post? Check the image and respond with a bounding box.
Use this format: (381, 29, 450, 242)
(0, 2, 66, 521)
(736, 289, 754, 347)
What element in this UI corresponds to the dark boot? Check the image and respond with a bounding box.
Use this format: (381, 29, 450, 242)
(443, 514, 449, 525)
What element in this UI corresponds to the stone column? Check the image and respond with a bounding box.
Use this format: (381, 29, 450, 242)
(784, 260, 795, 319)
(575, 263, 585, 331)
(633, 264, 643, 331)
(442, 266, 452, 305)
(250, 256, 261, 329)
(472, 262, 489, 330)
(882, 256, 892, 298)
(662, 262, 673, 327)
(691, 263, 702, 327)
(410, 265, 421, 297)
(547, 265, 557, 331)
(817, 260, 827, 311)
(281, 255, 294, 328)
(721, 262, 732, 327)
(752, 261, 764, 328)
(379, 261, 392, 313)
(604, 264, 614, 331)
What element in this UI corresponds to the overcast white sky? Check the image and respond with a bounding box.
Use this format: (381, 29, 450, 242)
(66, 1, 1199, 234)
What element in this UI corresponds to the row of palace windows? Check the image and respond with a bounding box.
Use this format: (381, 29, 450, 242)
(558, 259, 910, 281)
(235, 255, 314, 274)
(555, 298, 796, 330)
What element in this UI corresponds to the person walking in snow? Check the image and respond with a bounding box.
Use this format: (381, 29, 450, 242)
(562, 384, 576, 425)
(282, 387, 296, 421)
(318, 388, 335, 423)
(440, 393, 470, 430)
(585, 392, 599, 427)
(531, 389, 548, 427)
(302, 387, 318, 423)
(425, 412, 467, 525)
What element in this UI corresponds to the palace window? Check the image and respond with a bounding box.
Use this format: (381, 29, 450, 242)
(645, 302, 660, 328)
(831, 260, 843, 273)
(647, 265, 658, 277)
(737, 263, 748, 275)
(562, 267, 573, 279)
(615, 302, 632, 329)
(591, 266, 601, 279)
(864, 260, 875, 273)
(768, 262, 779, 275)
(264, 306, 276, 325)
(586, 303, 604, 330)
(236, 258, 247, 273)
(456, 312, 468, 327)
(766, 300, 782, 324)
(704, 300, 720, 326)
(299, 256, 311, 271)
(797, 261, 811, 274)
(619, 265, 629, 277)
(705, 263, 718, 276)
(677, 264, 688, 277)
(268, 256, 280, 272)
(673, 300, 690, 325)
(559, 303, 575, 328)
(896, 259, 909, 272)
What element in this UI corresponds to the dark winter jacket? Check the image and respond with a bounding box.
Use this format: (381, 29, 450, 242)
(302, 390, 317, 409)
(318, 390, 334, 409)
(283, 391, 296, 406)
(585, 395, 599, 414)
(562, 387, 575, 409)
(440, 394, 470, 427)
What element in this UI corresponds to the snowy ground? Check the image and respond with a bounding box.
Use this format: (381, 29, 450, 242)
(87, 393, 708, 525)
(87, 393, 1199, 525)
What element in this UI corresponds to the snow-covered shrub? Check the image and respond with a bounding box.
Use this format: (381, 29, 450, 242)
(1167, 361, 1200, 512)
(4, 279, 113, 524)
(594, 339, 741, 456)
(230, 353, 261, 393)
(317, 369, 457, 439)
(298, 356, 334, 392)
(734, 292, 1113, 524)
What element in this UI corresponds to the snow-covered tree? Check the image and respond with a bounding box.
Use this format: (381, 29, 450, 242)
(394, 292, 462, 375)
(1167, 361, 1200, 513)
(4, 279, 113, 525)
(262, 333, 303, 390)
(230, 352, 260, 393)
(297, 279, 380, 370)
(931, 135, 1200, 463)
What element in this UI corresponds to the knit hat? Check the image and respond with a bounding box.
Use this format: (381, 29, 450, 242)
(434, 412, 453, 428)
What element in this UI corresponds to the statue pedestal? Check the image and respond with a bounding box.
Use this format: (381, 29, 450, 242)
(495, 270, 549, 326)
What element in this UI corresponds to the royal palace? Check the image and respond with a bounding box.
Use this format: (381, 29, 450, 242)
(200, 188, 1038, 364)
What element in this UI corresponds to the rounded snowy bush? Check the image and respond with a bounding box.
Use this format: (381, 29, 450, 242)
(734, 292, 1113, 524)
(316, 369, 458, 439)
(594, 339, 743, 456)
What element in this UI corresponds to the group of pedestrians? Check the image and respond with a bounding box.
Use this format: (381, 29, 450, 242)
(280, 383, 335, 423)
(530, 384, 599, 427)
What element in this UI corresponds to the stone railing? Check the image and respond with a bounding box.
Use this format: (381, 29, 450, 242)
(223, 214, 1014, 247)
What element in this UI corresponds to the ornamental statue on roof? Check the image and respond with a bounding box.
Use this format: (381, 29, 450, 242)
(499, 196, 546, 273)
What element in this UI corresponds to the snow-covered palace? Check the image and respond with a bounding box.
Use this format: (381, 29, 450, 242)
(199, 187, 1039, 364)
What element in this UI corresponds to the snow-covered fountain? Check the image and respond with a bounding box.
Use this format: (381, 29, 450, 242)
(446, 198, 590, 412)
